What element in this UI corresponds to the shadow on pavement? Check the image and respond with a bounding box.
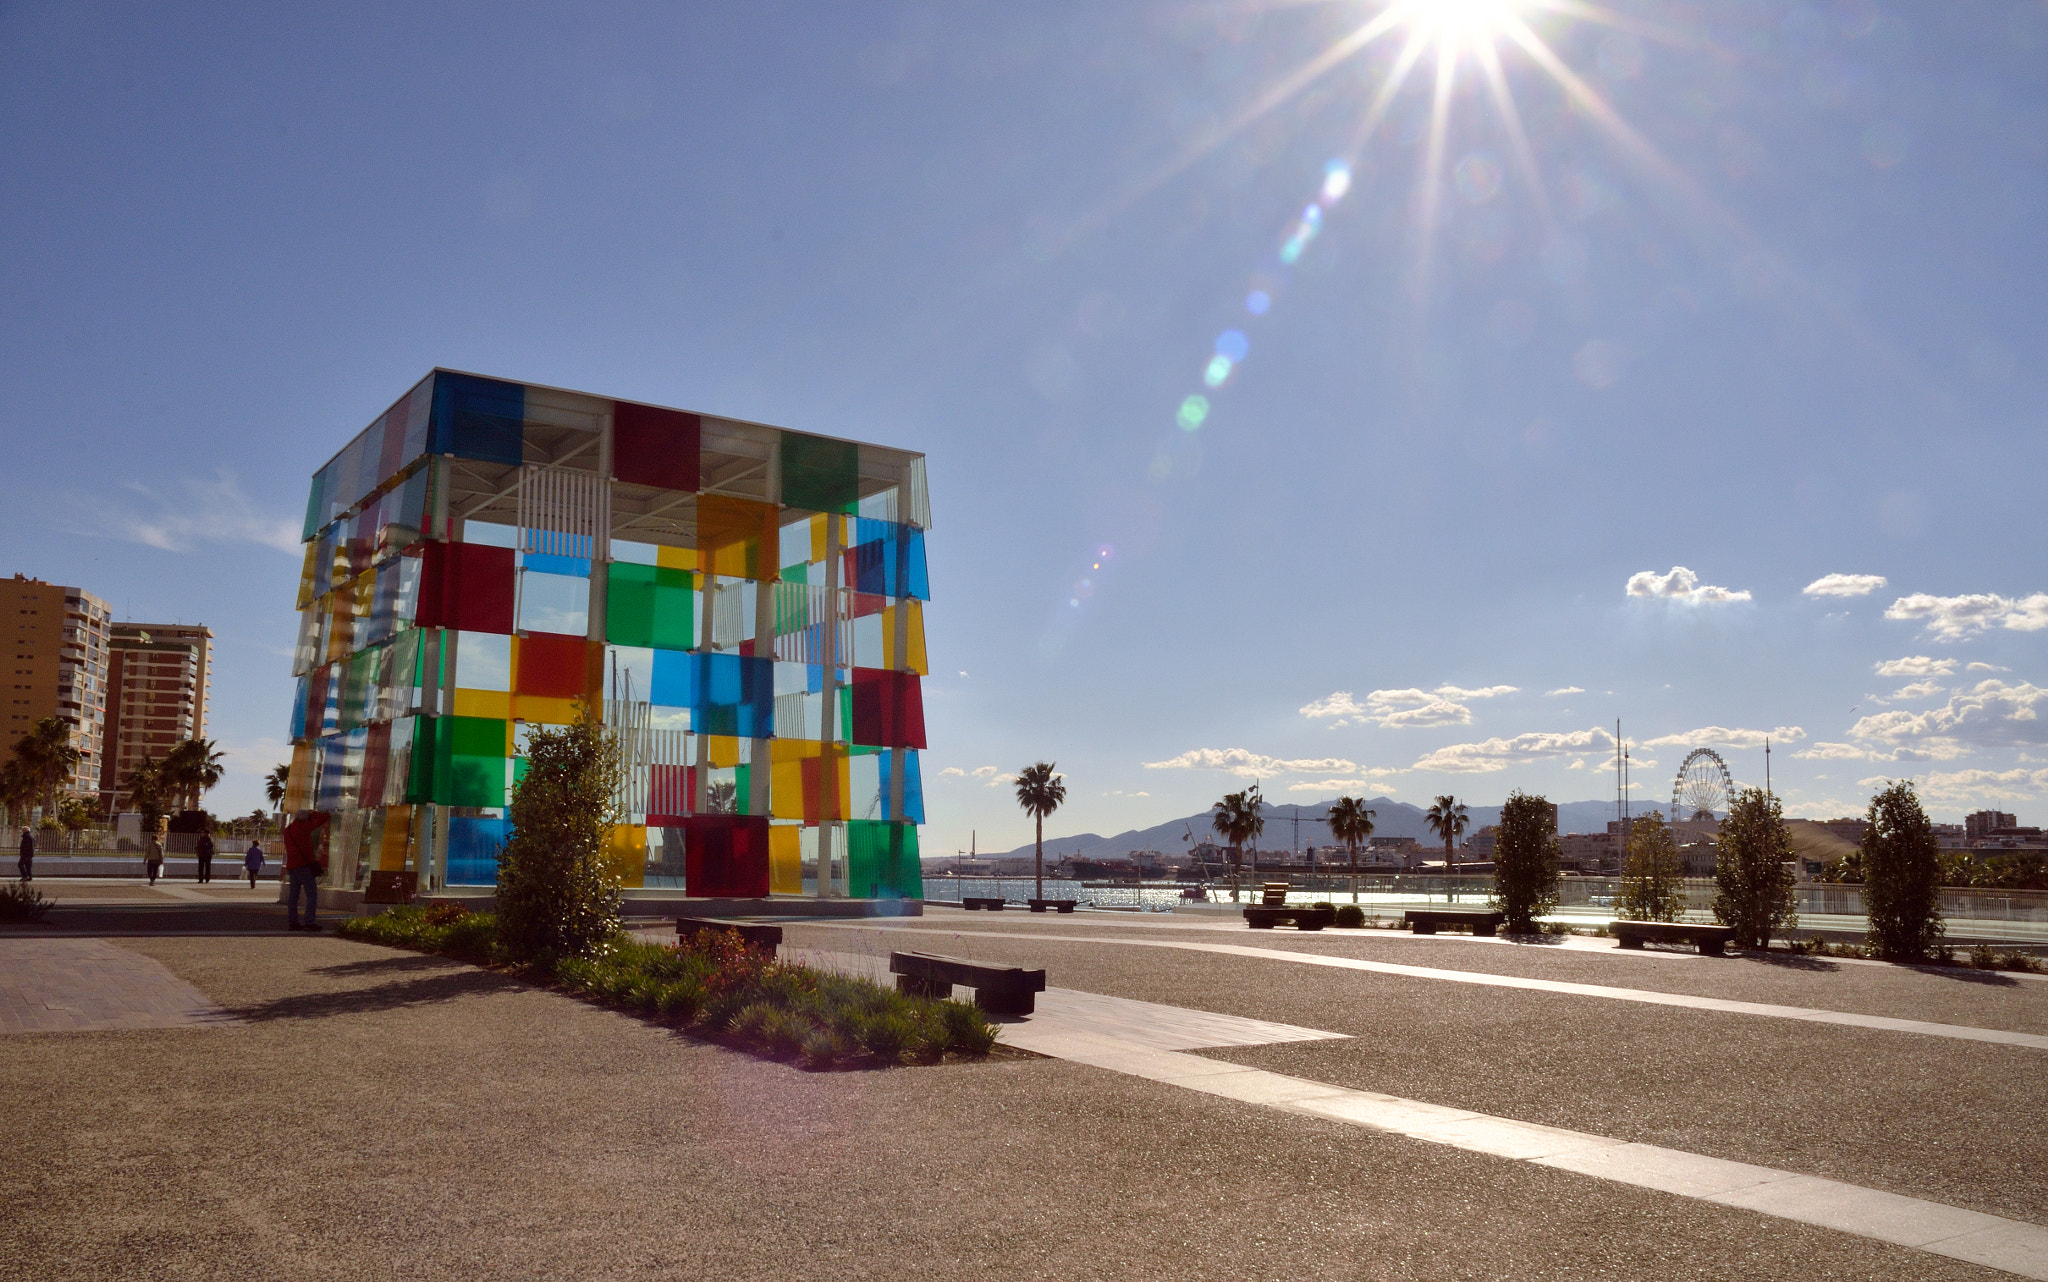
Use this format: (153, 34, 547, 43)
(224, 970, 525, 1023)
(310, 954, 461, 978)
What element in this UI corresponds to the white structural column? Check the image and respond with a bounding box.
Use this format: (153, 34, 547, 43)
(816, 515, 842, 898)
(750, 440, 779, 830)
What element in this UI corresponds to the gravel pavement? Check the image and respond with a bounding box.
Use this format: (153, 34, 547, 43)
(0, 931, 2027, 1281)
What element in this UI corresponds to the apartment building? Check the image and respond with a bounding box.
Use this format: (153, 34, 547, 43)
(100, 623, 213, 809)
(1, 574, 113, 797)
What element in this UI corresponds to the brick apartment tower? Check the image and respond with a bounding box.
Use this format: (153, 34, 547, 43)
(100, 623, 213, 810)
(1, 574, 113, 801)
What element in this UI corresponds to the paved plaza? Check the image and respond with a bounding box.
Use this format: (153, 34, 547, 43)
(2, 900, 2044, 1280)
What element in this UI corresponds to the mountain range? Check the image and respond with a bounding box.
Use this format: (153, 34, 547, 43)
(980, 798, 1624, 862)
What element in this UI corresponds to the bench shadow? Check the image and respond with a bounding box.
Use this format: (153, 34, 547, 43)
(223, 970, 525, 1023)
(308, 954, 460, 977)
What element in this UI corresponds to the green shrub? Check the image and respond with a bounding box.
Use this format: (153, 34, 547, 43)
(1713, 788, 1798, 948)
(1861, 781, 1945, 960)
(493, 714, 623, 964)
(1491, 790, 1560, 933)
(1333, 905, 1365, 928)
(0, 882, 54, 922)
(1616, 811, 1685, 922)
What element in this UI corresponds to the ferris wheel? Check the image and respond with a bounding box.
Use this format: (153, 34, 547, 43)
(1670, 748, 1735, 822)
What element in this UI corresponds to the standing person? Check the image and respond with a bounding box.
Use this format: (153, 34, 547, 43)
(144, 829, 165, 885)
(17, 827, 32, 882)
(194, 830, 215, 884)
(244, 840, 265, 889)
(282, 811, 330, 932)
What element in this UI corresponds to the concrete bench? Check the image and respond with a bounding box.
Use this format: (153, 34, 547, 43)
(889, 950, 1047, 1015)
(1260, 881, 1291, 907)
(1027, 899, 1077, 913)
(1404, 909, 1505, 937)
(1613, 920, 1736, 956)
(1245, 905, 1332, 931)
(962, 897, 1006, 911)
(676, 918, 783, 951)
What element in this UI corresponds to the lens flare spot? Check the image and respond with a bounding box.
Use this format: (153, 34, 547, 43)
(1454, 153, 1503, 203)
(1321, 159, 1352, 203)
(1214, 330, 1249, 362)
(1246, 290, 1271, 315)
(1204, 355, 1233, 388)
(1075, 578, 1095, 598)
(1177, 395, 1210, 431)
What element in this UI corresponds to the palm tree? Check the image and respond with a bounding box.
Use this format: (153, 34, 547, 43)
(123, 756, 170, 829)
(1424, 795, 1469, 896)
(13, 718, 81, 817)
(1211, 785, 1266, 903)
(163, 738, 226, 813)
(264, 762, 290, 817)
(1014, 762, 1066, 902)
(1326, 796, 1376, 904)
(0, 758, 36, 828)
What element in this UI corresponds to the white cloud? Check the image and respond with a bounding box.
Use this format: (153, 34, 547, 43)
(1625, 566, 1751, 605)
(1875, 656, 1956, 678)
(1285, 774, 1397, 794)
(1304, 684, 1513, 729)
(1793, 742, 1874, 761)
(1913, 768, 2048, 805)
(101, 471, 302, 554)
(1143, 748, 1361, 778)
(1848, 680, 2048, 750)
(1803, 573, 1887, 598)
(939, 767, 966, 778)
(1968, 662, 2008, 673)
(1885, 592, 2048, 640)
(1435, 684, 1518, 701)
(1642, 725, 1805, 750)
(1411, 727, 1614, 774)
(1546, 686, 1585, 696)
(1888, 680, 1945, 702)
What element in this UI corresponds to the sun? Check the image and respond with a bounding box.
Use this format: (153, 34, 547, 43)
(1386, 0, 1537, 50)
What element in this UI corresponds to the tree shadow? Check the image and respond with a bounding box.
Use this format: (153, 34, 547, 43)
(222, 970, 526, 1022)
(1733, 950, 1841, 972)
(1893, 962, 2019, 988)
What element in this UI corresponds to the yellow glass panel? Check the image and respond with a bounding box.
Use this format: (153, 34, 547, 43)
(325, 593, 355, 662)
(769, 824, 801, 894)
(880, 600, 928, 675)
(769, 759, 805, 819)
(377, 805, 414, 872)
(655, 544, 698, 572)
(296, 542, 320, 609)
(769, 738, 823, 763)
(512, 694, 580, 725)
(807, 513, 850, 564)
(704, 735, 744, 769)
(453, 689, 511, 720)
(283, 742, 314, 812)
(605, 824, 647, 888)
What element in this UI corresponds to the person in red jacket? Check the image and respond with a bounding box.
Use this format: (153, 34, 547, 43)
(281, 811, 331, 932)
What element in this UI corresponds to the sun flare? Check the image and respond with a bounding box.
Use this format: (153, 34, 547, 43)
(1386, 0, 1535, 51)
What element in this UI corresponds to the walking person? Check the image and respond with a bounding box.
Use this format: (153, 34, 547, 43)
(194, 830, 215, 884)
(244, 839, 265, 889)
(282, 810, 329, 932)
(144, 829, 165, 885)
(17, 827, 32, 882)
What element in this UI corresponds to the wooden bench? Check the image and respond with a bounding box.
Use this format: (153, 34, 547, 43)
(676, 918, 783, 951)
(1028, 899, 1077, 913)
(1404, 909, 1506, 937)
(1613, 920, 1736, 956)
(1245, 904, 1332, 931)
(890, 950, 1047, 1015)
(962, 897, 1007, 911)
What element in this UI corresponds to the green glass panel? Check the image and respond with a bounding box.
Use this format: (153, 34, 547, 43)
(781, 432, 859, 513)
(606, 561, 694, 649)
(734, 762, 753, 814)
(449, 715, 508, 759)
(449, 753, 506, 807)
(845, 820, 922, 899)
(405, 716, 442, 804)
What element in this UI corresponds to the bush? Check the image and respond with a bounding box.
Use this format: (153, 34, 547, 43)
(493, 713, 623, 964)
(1616, 811, 1685, 922)
(1491, 790, 1560, 933)
(1713, 788, 1798, 948)
(1333, 905, 1365, 928)
(0, 882, 53, 922)
(1862, 781, 1944, 959)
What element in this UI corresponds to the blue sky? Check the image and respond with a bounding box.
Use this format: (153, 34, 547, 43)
(3, 1, 2043, 848)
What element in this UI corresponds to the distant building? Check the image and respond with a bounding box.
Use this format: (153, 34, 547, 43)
(1559, 831, 1617, 869)
(1814, 817, 1867, 848)
(1, 574, 112, 799)
(100, 623, 213, 810)
(1966, 810, 2018, 841)
(1931, 823, 1966, 850)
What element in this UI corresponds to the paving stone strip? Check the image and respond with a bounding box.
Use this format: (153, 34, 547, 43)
(999, 1023, 2048, 1280)
(0, 938, 237, 1034)
(819, 924, 2048, 1049)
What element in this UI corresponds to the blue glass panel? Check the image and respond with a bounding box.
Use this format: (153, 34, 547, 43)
(691, 652, 774, 738)
(851, 519, 931, 601)
(447, 816, 512, 885)
(649, 647, 694, 707)
(521, 552, 591, 577)
(430, 373, 525, 465)
(289, 675, 309, 740)
(878, 750, 925, 824)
